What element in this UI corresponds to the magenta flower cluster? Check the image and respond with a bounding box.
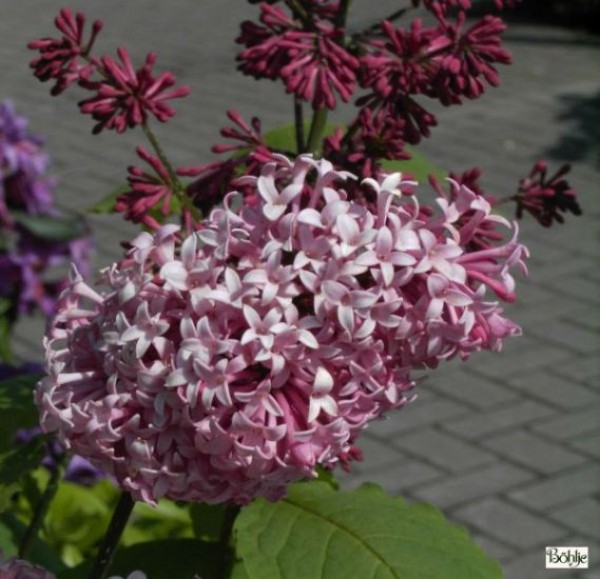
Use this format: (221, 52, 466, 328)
(29, 9, 190, 134)
(38, 155, 527, 505)
(0, 100, 91, 317)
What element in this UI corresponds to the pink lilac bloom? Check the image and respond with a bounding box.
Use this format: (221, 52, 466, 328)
(515, 161, 581, 226)
(38, 155, 527, 506)
(28, 8, 102, 96)
(429, 169, 505, 251)
(78, 47, 191, 133)
(0, 550, 55, 579)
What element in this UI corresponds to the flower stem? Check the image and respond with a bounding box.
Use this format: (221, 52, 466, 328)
(294, 97, 306, 153)
(307, 108, 329, 156)
(142, 123, 202, 222)
(88, 492, 135, 579)
(18, 456, 65, 559)
(217, 505, 240, 579)
(353, 5, 413, 41)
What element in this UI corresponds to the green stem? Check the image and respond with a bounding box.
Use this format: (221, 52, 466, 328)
(294, 97, 305, 153)
(336, 0, 353, 28)
(18, 456, 65, 559)
(142, 123, 202, 221)
(88, 492, 136, 579)
(306, 108, 329, 156)
(287, 0, 313, 28)
(353, 5, 413, 41)
(217, 505, 240, 579)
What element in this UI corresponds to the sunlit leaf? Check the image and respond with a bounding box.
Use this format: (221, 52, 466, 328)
(234, 481, 502, 579)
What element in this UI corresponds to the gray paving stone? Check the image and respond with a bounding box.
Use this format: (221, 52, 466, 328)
(453, 497, 565, 549)
(482, 431, 588, 474)
(509, 464, 600, 511)
(442, 400, 557, 439)
(532, 407, 600, 441)
(411, 463, 536, 509)
(503, 549, 585, 579)
(528, 321, 600, 355)
(389, 427, 495, 473)
(569, 432, 600, 459)
(549, 499, 600, 541)
(471, 533, 516, 563)
(552, 357, 600, 384)
(340, 458, 443, 495)
(428, 369, 520, 409)
(507, 372, 600, 409)
(368, 388, 469, 436)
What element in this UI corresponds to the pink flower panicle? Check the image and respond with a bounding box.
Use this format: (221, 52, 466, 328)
(29, 11, 189, 133)
(28, 8, 102, 95)
(38, 155, 527, 506)
(78, 48, 191, 133)
(431, 12, 512, 104)
(515, 161, 582, 227)
(237, 4, 359, 109)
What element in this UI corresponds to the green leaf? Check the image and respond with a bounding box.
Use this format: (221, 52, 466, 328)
(0, 512, 67, 574)
(58, 539, 221, 579)
(263, 122, 339, 154)
(0, 374, 41, 453)
(86, 185, 129, 214)
(190, 503, 226, 542)
(381, 148, 446, 183)
(234, 482, 502, 579)
(0, 438, 45, 513)
(43, 480, 115, 567)
(0, 316, 14, 365)
(13, 212, 87, 243)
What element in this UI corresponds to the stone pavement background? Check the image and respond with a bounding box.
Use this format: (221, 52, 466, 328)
(1, 2, 599, 578)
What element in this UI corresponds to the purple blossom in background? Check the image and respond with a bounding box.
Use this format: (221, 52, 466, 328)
(0, 99, 93, 317)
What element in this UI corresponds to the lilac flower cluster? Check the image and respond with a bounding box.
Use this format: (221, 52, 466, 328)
(0, 101, 92, 317)
(38, 155, 527, 505)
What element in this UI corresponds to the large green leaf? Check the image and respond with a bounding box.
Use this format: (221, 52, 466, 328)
(0, 374, 41, 453)
(0, 438, 45, 513)
(58, 538, 221, 579)
(86, 185, 129, 215)
(13, 212, 88, 243)
(382, 148, 446, 183)
(234, 482, 502, 579)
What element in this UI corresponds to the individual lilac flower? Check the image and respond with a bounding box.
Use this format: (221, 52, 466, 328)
(514, 161, 582, 226)
(0, 550, 56, 578)
(78, 48, 191, 133)
(38, 155, 526, 506)
(28, 8, 102, 95)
